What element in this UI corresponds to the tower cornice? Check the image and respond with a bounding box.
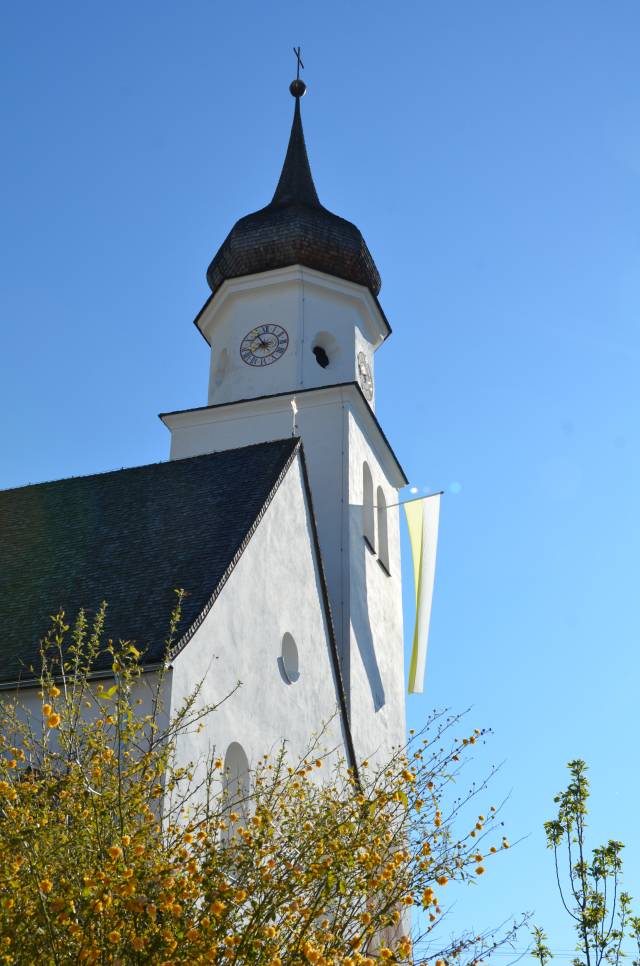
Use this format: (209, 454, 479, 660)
(160, 381, 408, 488)
(193, 265, 391, 348)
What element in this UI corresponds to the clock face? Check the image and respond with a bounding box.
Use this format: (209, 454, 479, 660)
(357, 351, 374, 401)
(240, 324, 289, 367)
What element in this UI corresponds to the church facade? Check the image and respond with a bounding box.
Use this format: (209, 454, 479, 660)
(0, 76, 408, 776)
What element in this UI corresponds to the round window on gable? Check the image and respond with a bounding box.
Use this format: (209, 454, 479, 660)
(280, 632, 300, 684)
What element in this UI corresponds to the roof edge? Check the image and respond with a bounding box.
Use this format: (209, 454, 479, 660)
(0, 438, 297, 497)
(0, 662, 169, 693)
(159, 382, 408, 487)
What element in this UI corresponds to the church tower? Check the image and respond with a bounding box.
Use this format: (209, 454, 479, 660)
(161, 73, 408, 761)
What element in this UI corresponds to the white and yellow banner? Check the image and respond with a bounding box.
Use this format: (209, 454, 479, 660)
(404, 493, 441, 694)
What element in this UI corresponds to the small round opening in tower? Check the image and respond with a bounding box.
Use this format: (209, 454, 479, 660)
(312, 345, 330, 369)
(311, 331, 338, 370)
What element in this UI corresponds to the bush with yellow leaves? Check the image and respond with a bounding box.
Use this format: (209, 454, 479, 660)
(0, 600, 521, 964)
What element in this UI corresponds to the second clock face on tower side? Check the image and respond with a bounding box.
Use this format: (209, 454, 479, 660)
(357, 351, 374, 400)
(240, 324, 289, 367)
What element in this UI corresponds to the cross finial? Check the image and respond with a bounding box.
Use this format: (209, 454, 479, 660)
(290, 48, 307, 98)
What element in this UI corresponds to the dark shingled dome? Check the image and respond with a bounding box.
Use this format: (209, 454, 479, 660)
(206, 93, 381, 297)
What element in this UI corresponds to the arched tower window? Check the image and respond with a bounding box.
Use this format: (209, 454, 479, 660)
(222, 742, 250, 839)
(376, 486, 390, 575)
(363, 463, 375, 551)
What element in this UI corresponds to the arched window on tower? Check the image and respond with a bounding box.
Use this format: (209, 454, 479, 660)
(376, 486, 390, 575)
(363, 462, 375, 551)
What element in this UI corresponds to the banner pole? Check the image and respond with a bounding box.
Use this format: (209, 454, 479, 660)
(385, 490, 444, 510)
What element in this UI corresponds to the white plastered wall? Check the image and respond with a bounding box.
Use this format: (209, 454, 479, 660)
(345, 407, 406, 763)
(169, 453, 346, 779)
(164, 387, 402, 648)
(165, 389, 348, 668)
(198, 267, 385, 411)
(163, 384, 407, 768)
(206, 278, 301, 405)
(1, 670, 171, 752)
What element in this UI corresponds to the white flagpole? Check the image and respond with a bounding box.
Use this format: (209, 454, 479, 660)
(386, 490, 444, 509)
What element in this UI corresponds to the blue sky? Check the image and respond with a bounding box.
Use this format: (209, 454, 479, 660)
(2, 0, 639, 955)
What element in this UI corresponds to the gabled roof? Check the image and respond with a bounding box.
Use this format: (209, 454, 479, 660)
(0, 439, 299, 686)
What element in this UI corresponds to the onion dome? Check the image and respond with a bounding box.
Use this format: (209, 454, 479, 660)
(206, 80, 381, 297)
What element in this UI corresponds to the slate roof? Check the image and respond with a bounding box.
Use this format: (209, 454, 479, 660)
(206, 89, 381, 299)
(0, 438, 299, 686)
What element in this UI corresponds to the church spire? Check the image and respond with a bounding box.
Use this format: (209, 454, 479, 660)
(205, 56, 382, 298)
(270, 87, 321, 209)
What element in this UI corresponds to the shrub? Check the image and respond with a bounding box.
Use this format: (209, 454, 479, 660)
(0, 602, 517, 964)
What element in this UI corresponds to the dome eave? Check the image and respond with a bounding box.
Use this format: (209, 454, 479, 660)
(206, 205, 381, 297)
